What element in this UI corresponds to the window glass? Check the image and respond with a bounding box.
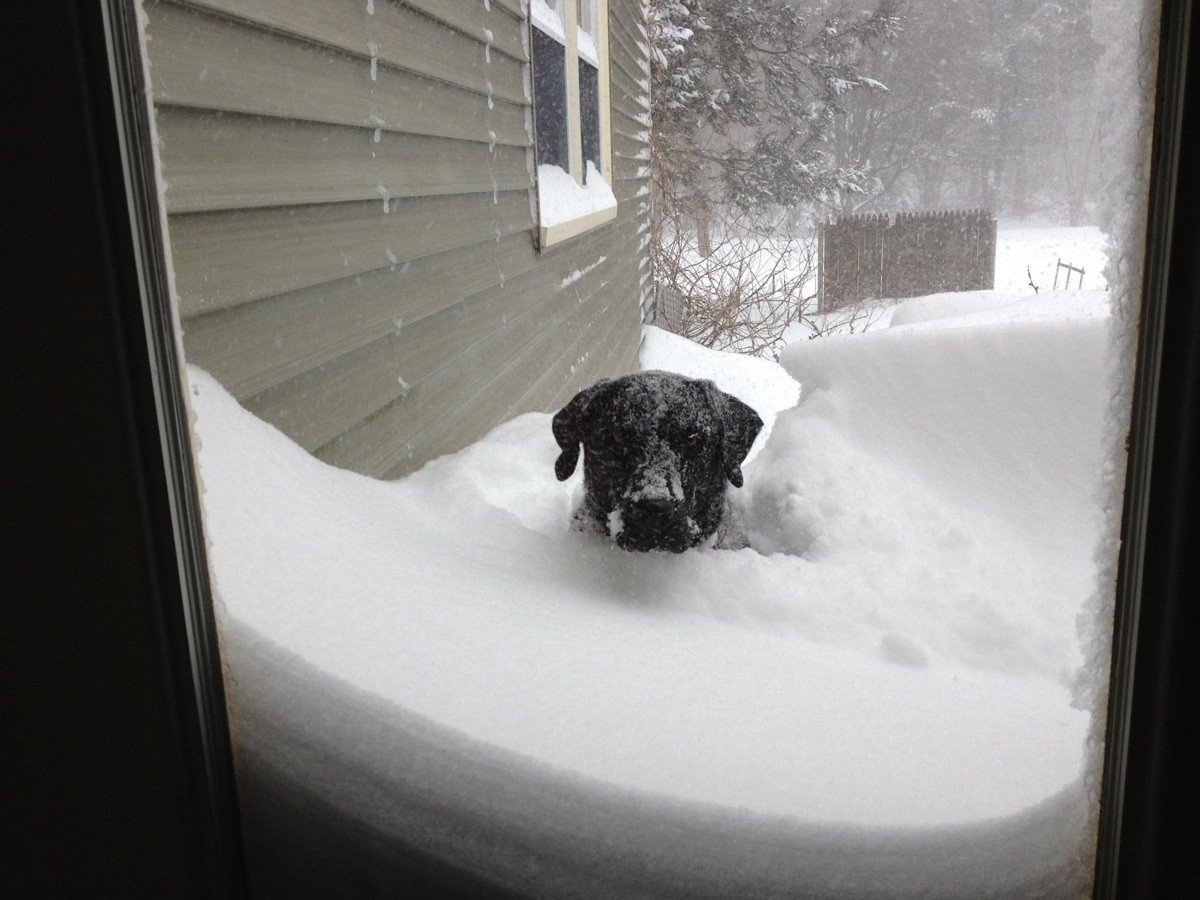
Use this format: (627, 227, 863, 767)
(576, 0, 603, 178)
(532, 26, 570, 172)
(132, 0, 1163, 894)
(578, 56, 602, 177)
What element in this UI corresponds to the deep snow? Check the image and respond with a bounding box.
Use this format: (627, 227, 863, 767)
(194, 298, 1109, 838)
(185, 226, 1123, 892)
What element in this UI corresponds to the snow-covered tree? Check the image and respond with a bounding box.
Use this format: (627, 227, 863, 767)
(648, 1, 899, 357)
(649, 0, 901, 220)
(829, 0, 1100, 219)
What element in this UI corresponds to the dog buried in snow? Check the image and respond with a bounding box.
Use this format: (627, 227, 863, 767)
(552, 371, 763, 552)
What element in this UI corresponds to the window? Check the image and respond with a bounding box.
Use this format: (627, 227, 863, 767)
(530, 0, 617, 246)
(577, 0, 604, 174)
(14, 0, 1199, 897)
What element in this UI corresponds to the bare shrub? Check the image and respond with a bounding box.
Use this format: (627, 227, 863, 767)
(803, 297, 894, 339)
(653, 187, 819, 358)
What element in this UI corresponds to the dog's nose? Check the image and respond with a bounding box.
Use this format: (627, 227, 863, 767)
(638, 497, 677, 515)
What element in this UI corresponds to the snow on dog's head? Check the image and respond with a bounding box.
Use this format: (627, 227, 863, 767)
(553, 371, 762, 552)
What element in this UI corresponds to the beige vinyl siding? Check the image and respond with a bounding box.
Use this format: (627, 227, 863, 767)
(146, 0, 651, 478)
(607, 0, 654, 323)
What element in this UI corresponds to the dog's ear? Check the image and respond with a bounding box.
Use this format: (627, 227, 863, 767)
(552, 379, 611, 481)
(707, 384, 763, 488)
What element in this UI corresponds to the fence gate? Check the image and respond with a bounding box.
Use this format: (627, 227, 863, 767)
(818, 209, 997, 313)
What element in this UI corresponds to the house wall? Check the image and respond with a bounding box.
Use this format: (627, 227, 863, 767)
(144, 0, 652, 479)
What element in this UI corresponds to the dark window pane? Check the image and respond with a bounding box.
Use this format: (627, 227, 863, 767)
(579, 59, 602, 179)
(532, 28, 569, 172)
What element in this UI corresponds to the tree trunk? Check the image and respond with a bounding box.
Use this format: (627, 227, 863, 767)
(696, 217, 712, 258)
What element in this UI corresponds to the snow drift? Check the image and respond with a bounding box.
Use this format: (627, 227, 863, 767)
(194, 290, 1112, 895)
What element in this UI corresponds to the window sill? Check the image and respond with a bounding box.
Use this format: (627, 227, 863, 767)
(537, 162, 618, 248)
(540, 203, 618, 247)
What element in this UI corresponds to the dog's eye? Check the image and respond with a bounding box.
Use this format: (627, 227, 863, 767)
(687, 433, 702, 447)
(612, 432, 625, 446)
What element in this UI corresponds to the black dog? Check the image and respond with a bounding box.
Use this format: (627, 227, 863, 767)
(553, 371, 763, 552)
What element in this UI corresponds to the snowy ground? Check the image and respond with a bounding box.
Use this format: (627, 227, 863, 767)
(995, 223, 1109, 293)
(192, 224, 1116, 890)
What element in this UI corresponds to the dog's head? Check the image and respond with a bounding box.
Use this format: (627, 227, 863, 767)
(553, 371, 763, 552)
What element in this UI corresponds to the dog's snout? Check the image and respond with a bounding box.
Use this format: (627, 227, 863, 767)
(637, 497, 677, 515)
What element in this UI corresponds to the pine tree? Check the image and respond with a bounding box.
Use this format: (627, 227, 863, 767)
(649, 0, 901, 221)
(828, 0, 1100, 218)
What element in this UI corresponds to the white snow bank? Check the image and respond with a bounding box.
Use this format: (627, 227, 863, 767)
(773, 289, 1109, 564)
(739, 291, 1110, 715)
(888, 287, 1109, 329)
(195, 357, 1088, 827)
(538, 162, 617, 228)
(195, 309, 1100, 807)
(191, 288, 1113, 891)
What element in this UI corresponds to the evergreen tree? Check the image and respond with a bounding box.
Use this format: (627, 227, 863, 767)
(650, 0, 901, 222)
(829, 0, 1099, 218)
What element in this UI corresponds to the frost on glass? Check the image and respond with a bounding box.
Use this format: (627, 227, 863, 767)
(1071, 0, 1163, 862)
(135, 0, 1163, 894)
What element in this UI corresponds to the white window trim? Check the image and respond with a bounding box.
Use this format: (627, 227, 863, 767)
(530, 0, 616, 248)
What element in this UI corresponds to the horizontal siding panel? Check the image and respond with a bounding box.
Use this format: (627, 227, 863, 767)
(543, 313, 642, 414)
(177, 0, 528, 103)
(611, 129, 650, 163)
(609, 61, 650, 104)
(172, 190, 533, 314)
(609, 0, 649, 48)
(319, 244, 636, 476)
(153, 0, 649, 480)
(146, 2, 528, 148)
(258, 237, 631, 449)
(612, 175, 649, 205)
(614, 85, 652, 126)
(609, 0, 649, 22)
(614, 174, 652, 196)
(608, 28, 650, 83)
(611, 123, 650, 148)
(608, 58, 648, 107)
(512, 273, 641, 418)
(611, 103, 650, 133)
(612, 154, 650, 178)
(610, 98, 648, 136)
(183, 230, 538, 398)
(488, 0, 524, 19)
(416, 223, 641, 432)
(609, 78, 648, 123)
(609, 6, 650, 59)
(400, 0, 527, 62)
(609, 56, 650, 100)
(608, 38, 646, 82)
(376, 324, 638, 479)
(157, 107, 531, 212)
(385, 257, 642, 478)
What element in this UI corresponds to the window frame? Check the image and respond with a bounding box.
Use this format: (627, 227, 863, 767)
(9, 0, 1197, 894)
(529, 0, 617, 248)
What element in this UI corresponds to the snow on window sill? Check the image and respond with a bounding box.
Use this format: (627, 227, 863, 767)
(538, 161, 618, 247)
(530, 0, 567, 45)
(578, 28, 600, 67)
